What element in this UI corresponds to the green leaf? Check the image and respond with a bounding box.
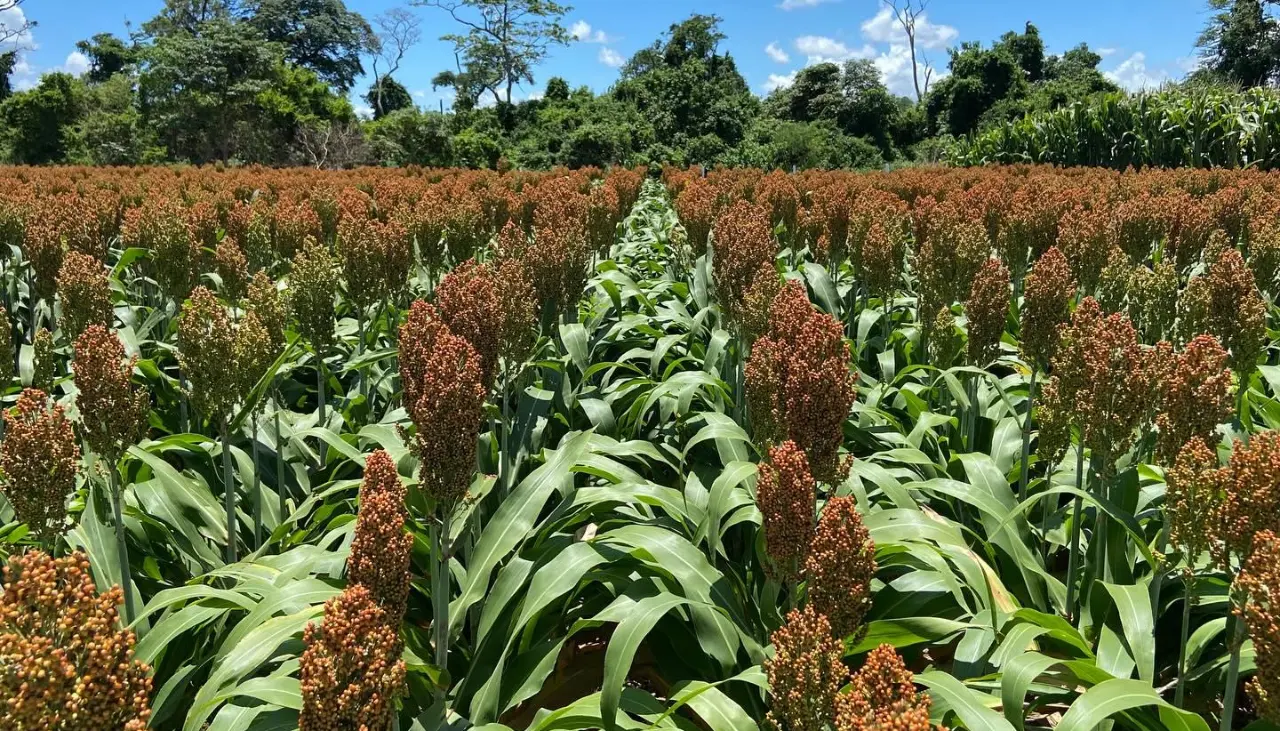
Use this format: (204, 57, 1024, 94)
(601, 593, 690, 730)
(1056, 678, 1211, 731)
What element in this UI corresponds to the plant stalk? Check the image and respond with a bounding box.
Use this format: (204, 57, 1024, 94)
(1019, 369, 1037, 502)
(431, 513, 452, 703)
(1175, 575, 1194, 707)
(109, 466, 136, 624)
(1064, 443, 1085, 620)
(275, 398, 287, 539)
(1221, 609, 1244, 731)
(252, 411, 263, 547)
(221, 422, 237, 563)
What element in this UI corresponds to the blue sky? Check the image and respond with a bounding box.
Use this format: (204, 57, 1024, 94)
(3, 0, 1213, 115)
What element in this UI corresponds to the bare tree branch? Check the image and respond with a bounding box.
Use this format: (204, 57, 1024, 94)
(882, 0, 933, 102)
(0, 0, 36, 50)
(368, 7, 422, 117)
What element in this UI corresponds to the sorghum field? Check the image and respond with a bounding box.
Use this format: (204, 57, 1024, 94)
(5, 163, 1280, 731)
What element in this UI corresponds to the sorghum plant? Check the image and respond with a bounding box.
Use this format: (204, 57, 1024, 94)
(747, 281, 856, 484)
(1127, 259, 1178, 343)
(398, 300, 486, 698)
(435, 259, 503, 392)
(0, 389, 79, 543)
(214, 237, 249, 304)
(712, 200, 777, 333)
(834, 644, 934, 731)
(1180, 248, 1266, 380)
(1153, 334, 1233, 466)
(1238, 530, 1280, 724)
(764, 606, 846, 731)
(0, 550, 152, 731)
(32, 327, 54, 393)
(966, 257, 1010, 367)
(300, 585, 406, 731)
(289, 239, 339, 424)
(347, 449, 412, 629)
(757, 441, 816, 583)
(805, 496, 875, 643)
(56, 251, 113, 342)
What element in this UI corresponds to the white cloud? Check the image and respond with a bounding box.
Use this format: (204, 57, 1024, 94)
(795, 35, 876, 64)
(860, 7, 956, 50)
(765, 42, 790, 64)
(764, 71, 798, 92)
(598, 47, 625, 68)
(413, 89, 426, 99)
(11, 56, 36, 91)
(779, 0, 838, 10)
(1176, 55, 1202, 74)
(0, 5, 36, 50)
(61, 50, 89, 76)
(354, 104, 375, 120)
(571, 20, 611, 43)
(1105, 52, 1170, 91)
(1097, 47, 1117, 58)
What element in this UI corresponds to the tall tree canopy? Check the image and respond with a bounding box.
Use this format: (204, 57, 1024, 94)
(1197, 0, 1280, 87)
(75, 33, 138, 83)
(364, 75, 414, 118)
(246, 0, 373, 91)
(613, 14, 758, 164)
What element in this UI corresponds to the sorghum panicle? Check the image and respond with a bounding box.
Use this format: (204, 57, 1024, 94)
(32, 328, 54, 394)
(1127, 259, 1178, 343)
(347, 450, 412, 628)
(246, 272, 288, 359)
(435, 259, 503, 392)
(862, 221, 901, 301)
(747, 281, 856, 484)
(712, 200, 777, 333)
(0, 550, 152, 730)
(299, 585, 406, 731)
(1049, 297, 1153, 473)
(1057, 205, 1114, 293)
(834, 644, 934, 731)
(0, 389, 80, 541)
(73, 325, 149, 462)
(927, 305, 960, 367)
(494, 255, 539, 371)
(805, 496, 875, 643)
(757, 441, 816, 583)
(739, 262, 783, 346)
(965, 258, 1010, 367)
(1216, 431, 1280, 567)
(1096, 245, 1131, 314)
(1153, 334, 1233, 466)
(398, 301, 486, 512)
(214, 237, 249, 304)
(0, 305, 13, 386)
(1166, 438, 1223, 574)
(674, 183, 716, 259)
(56, 251, 113, 341)
(289, 239, 339, 355)
(1020, 246, 1075, 371)
(764, 606, 847, 731)
(1238, 530, 1280, 724)
(177, 287, 237, 426)
(1183, 248, 1267, 377)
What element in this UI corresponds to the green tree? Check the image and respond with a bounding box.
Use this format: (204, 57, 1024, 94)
(364, 75, 413, 118)
(75, 33, 137, 83)
(365, 107, 454, 166)
(998, 22, 1046, 82)
(0, 51, 16, 102)
(141, 0, 239, 38)
(246, 0, 374, 91)
(613, 14, 758, 165)
(544, 75, 569, 101)
(0, 73, 87, 164)
(1196, 0, 1280, 87)
(138, 17, 282, 162)
(73, 73, 154, 165)
(927, 39, 1029, 136)
(417, 0, 572, 105)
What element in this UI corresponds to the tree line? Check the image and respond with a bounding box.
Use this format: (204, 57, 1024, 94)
(0, 0, 1272, 170)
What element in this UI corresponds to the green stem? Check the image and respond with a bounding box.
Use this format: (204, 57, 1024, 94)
(1019, 369, 1037, 502)
(110, 466, 136, 624)
(1040, 463, 1055, 563)
(1065, 443, 1085, 620)
(316, 354, 327, 427)
(222, 422, 237, 564)
(1221, 609, 1243, 731)
(252, 411, 263, 548)
(1175, 575, 1194, 707)
(431, 513, 452, 703)
(275, 399, 287, 541)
